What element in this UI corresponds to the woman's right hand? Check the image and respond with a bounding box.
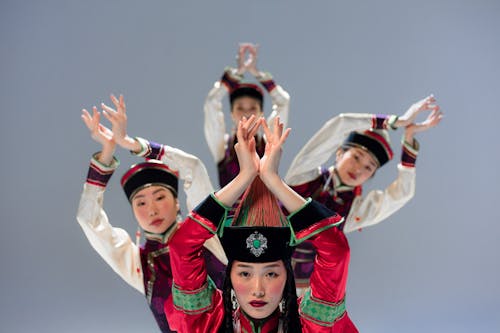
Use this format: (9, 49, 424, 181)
(81, 106, 115, 165)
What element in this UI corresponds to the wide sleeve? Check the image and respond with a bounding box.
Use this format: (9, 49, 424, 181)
(133, 137, 215, 212)
(203, 67, 243, 163)
(343, 139, 419, 233)
(76, 156, 144, 294)
(288, 200, 351, 328)
(165, 194, 228, 332)
(285, 113, 391, 186)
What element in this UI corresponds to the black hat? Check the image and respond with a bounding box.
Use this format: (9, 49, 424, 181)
(220, 178, 291, 263)
(229, 83, 264, 109)
(342, 129, 393, 167)
(120, 160, 179, 202)
(221, 226, 292, 263)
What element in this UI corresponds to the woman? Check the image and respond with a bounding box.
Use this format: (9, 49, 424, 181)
(165, 116, 358, 332)
(77, 97, 226, 332)
(204, 43, 290, 187)
(284, 95, 443, 288)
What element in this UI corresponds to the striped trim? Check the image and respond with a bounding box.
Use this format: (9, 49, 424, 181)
(189, 211, 219, 235)
(221, 67, 243, 91)
(291, 217, 343, 245)
(299, 289, 346, 327)
(86, 155, 117, 187)
(372, 114, 390, 129)
(401, 138, 419, 167)
(259, 78, 276, 92)
(172, 277, 216, 314)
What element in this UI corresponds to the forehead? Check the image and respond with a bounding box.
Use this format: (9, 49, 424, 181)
(131, 185, 173, 200)
(232, 96, 262, 106)
(231, 260, 285, 271)
(349, 147, 378, 166)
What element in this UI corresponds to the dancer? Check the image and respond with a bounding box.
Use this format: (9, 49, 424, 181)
(204, 43, 290, 187)
(77, 96, 226, 332)
(165, 115, 358, 332)
(285, 95, 443, 288)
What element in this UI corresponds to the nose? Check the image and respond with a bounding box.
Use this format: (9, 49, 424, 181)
(252, 278, 265, 298)
(149, 204, 158, 217)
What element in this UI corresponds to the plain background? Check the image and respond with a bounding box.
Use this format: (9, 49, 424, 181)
(1, 1, 499, 332)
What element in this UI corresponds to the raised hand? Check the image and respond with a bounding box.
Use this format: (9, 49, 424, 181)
(245, 43, 260, 77)
(81, 106, 115, 165)
(100, 94, 140, 152)
(234, 114, 262, 179)
(405, 107, 443, 138)
(259, 116, 291, 183)
(397, 95, 440, 128)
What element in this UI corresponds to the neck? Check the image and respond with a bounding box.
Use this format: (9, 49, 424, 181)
(143, 222, 178, 244)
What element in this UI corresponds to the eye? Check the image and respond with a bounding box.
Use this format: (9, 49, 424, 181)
(155, 194, 166, 201)
(266, 271, 279, 278)
(238, 271, 251, 278)
(135, 201, 145, 207)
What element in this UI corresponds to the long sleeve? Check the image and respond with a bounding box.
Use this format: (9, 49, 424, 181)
(134, 137, 215, 212)
(343, 138, 419, 233)
(285, 113, 391, 186)
(288, 200, 356, 332)
(203, 68, 243, 163)
(165, 195, 227, 333)
(257, 71, 291, 129)
(76, 156, 144, 294)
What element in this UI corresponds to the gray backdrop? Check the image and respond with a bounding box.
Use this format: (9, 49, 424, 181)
(1, 0, 499, 332)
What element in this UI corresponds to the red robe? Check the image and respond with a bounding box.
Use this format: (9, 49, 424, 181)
(165, 196, 359, 333)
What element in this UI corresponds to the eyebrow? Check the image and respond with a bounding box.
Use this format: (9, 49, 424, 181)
(132, 188, 167, 201)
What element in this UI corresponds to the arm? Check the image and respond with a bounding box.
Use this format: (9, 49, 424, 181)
(79, 108, 144, 292)
(203, 67, 243, 163)
(76, 156, 145, 294)
(285, 113, 390, 185)
(245, 44, 291, 129)
(343, 103, 443, 233)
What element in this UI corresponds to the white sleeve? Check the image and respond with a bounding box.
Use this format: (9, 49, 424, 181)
(266, 84, 291, 129)
(285, 113, 374, 185)
(343, 164, 416, 233)
(159, 145, 215, 212)
(203, 81, 229, 163)
(76, 183, 145, 294)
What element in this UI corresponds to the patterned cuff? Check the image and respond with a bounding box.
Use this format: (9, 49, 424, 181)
(192, 193, 231, 234)
(401, 138, 419, 167)
(221, 67, 243, 91)
(372, 114, 391, 130)
(172, 277, 216, 315)
(133, 137, 164, 160)
(257, 72, 276, 92)
(299, 289, 346, 327)
(86, 153, 119, 188)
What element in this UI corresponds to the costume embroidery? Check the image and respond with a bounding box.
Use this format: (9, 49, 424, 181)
(246, 231, 268, 257)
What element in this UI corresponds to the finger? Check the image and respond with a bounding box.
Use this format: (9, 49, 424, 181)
(279, 128, 291, 146)
(247, 116, 262, 138)
(119, 94, 126, 111)
(110, 94, 119, 108)
(101, 102, 116, 114)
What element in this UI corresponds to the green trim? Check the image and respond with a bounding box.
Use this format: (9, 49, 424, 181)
(190, 214, 218, 235)
(132, 137, 149, 156)
(289, 218, 343, 246)
(287, 197, 312, 220)
(388, 115, 399, 130)
(402, 137, 420, 154)
(209, 193, 233, 237)
(91, 153, 119, 170)
(172, 277, 216, 314)
(299, 289, 346, 326)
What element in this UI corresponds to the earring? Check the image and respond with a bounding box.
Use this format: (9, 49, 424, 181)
(231, 289, 239, 311)
(135, 227, 141, 246)
(279, 298, 285, 313)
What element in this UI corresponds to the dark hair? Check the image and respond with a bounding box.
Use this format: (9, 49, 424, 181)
(217, 259, 302, 333)
(229, 86, 264, 110)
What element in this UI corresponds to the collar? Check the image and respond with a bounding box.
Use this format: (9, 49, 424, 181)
(236, 308, 281, 333)
(143, 222, 179, 244)
(328, 167, 356, 193)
